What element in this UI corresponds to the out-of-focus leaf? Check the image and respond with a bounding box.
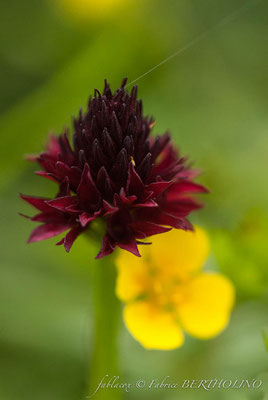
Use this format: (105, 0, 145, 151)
(263, 329, 268, 351)
(212, 210, 268, 300)
(0, 0, 89, 113)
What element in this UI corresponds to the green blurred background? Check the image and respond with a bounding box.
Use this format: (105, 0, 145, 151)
(0, 0, 267, 399)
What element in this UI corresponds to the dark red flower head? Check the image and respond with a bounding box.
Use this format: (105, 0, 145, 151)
(21, 78, 208, 258)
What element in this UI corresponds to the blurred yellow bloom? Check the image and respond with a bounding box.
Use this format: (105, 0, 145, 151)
(115, 227, 235, 350)
(55, 0, 127, 21)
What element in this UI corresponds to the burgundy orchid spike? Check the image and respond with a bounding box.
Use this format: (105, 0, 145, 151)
(21, 79, 208, 258)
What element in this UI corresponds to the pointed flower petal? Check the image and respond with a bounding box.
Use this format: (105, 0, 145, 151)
(118, 239, 141, 257)
(46, 195, 78, 213)
(63, 226, 83, 252)
(27, 223, 70, 242)
(95, 235, 116, 259)
(20, 194, 52, 212)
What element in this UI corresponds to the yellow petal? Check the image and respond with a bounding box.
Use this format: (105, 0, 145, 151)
(123, 301, 184, 350)
(150, 226, 210, 280)
(115, 249, 149, 302)
(177, 273, 235, 339)
(115, 226, 210, 302)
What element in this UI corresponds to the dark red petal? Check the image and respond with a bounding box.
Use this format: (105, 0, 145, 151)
(79, 211, 99, 228)
(28, 223, 70, 243)
(132, 199, 158, 208)
(102, 200, 119, 215)
(20, 194, 52, 212)
(134, 208, 193, 230)
(146, 180, 172, 197)
(31, 212, 68, 223)
(166, 181, 209, 201)
(46, 134, 61, 156)
(118, 187, 137, 205)
(38, 158, 57, 174)
(33, 135, 60, 164)
(46, 195, 78, 213)
(131, 221, 171, 239)
(57, 177, 71, 197)
(77, 163, 101, 210)
(118, 239, 141, 257)
(126, 162, 145, 197)
(177, 218, 193, 231)
(164, 198, 202, 217)
(65, 204, 82, 213)
(34, 171, 59, 183)
(150, 132, 170, 162)
(177, 168, 201, 180)
(95, 235, 116, 259)
(63, 226, 83, 252)
(55, 162, 82, 188)
(163, 216, 193, 230)
(152, 143, 178, 173)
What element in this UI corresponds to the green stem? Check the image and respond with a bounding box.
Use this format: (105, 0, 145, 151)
(87, 253, 122, 400)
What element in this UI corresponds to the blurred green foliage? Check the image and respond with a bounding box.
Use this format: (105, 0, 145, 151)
(264, 329, 268, 352)
(0, 0, 267, 399)
(212, 210, 268, 300)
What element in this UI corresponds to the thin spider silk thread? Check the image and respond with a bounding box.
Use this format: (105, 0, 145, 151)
(126, 0, 263, 88)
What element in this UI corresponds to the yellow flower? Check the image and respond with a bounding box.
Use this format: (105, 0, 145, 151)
(115, 226, 235, 350)
(55, 0, 127, 21)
